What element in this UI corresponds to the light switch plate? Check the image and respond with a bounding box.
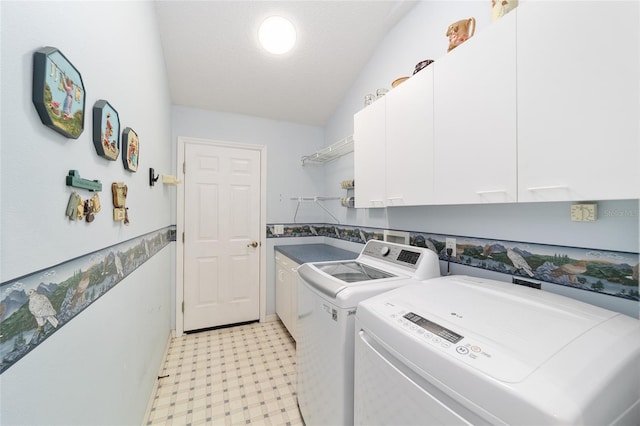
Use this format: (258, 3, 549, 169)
(274, 224, 284, 234)
(571, 203, 597, 222)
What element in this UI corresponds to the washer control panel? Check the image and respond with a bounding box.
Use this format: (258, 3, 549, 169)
(403, 312, 463, 344)
(381, 303, 531, 382)
(390, 309, 489, 360)
(361, 241, 424, 270)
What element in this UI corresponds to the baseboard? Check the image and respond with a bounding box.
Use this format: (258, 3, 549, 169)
(142, 330, 173, 423)
(265, 313, 280, 323)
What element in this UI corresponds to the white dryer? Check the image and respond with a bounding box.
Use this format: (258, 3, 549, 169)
(354, 275, 640, 425)
(296, 240, 440, 426)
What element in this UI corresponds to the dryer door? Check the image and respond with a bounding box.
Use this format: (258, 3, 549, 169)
(354, 328, 498, 426)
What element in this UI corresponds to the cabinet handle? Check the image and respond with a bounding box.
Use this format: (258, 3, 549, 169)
(475, 189, 506, 194)
(370, 199, 385, 206)
(527, 185, 568, 191)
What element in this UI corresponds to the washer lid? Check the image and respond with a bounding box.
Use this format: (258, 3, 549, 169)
(364, 276, 620, 383)
(298, 262, 398, 298)
(314, 261, 396, 283)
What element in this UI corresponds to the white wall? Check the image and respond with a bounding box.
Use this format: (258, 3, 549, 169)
(0, 250, 172, 426)
(0, 1, 173, 424)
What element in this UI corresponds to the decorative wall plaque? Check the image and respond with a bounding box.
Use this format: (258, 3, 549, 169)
(92, 100, 120, 161)
(32, 46, 86, 139)
(122, 127, 139, 172)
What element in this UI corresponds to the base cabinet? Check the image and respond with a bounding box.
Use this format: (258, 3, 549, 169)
(275, 253, 299, 340)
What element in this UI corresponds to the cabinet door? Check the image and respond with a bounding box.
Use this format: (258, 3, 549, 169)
(275, 254, 299, 340)
(287, 262, 298, 340)
(517, 1, 640, 202)
(354, 99, 386, 208)
(433, 10, 517, 204)
(275, 255, 291, 332)
(386, 66, 435, 206)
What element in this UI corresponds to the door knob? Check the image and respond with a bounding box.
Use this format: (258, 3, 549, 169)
(247, 241, 259, 248)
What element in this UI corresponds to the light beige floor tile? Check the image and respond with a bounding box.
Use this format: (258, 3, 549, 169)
(145, 320, 301, 425)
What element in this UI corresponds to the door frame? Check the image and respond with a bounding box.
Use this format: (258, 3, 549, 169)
(175, 136, 267, 336)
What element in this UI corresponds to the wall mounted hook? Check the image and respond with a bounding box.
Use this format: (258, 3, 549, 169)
(149, 168, 159, 186)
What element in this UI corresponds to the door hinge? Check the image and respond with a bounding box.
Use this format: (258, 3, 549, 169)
(183, 162, 186, 174)
(182, 232, 185, 243)
(182, 301, 184, 313)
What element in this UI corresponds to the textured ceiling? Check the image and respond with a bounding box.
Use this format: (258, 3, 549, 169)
(155, 1, 417, 126)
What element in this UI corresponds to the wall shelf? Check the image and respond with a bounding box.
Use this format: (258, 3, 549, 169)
(301, 135, 353, 166)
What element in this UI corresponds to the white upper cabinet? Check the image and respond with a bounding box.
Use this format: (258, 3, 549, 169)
(433, 11, 517, 204)
(386, 67, 435, 206)
(517, 1, 640, 202)
(353, 1, 638, 206)
(354, 98, 386, 208)
(354, 68, 435, 208)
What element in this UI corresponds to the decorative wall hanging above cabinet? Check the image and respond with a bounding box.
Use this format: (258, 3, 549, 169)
(32, 46, 86, 139)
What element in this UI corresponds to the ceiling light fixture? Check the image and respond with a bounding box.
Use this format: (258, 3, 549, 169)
(258, 16, 296, 55)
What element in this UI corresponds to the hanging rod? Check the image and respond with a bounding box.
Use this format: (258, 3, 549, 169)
(291, 196, 341, 223)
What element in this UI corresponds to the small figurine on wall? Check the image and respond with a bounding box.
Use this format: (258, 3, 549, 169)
(112, 182, 130, 224)
(65, 191, 101, 223)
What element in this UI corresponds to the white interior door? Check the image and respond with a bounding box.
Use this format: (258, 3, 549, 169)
(183, 142, 261, 331)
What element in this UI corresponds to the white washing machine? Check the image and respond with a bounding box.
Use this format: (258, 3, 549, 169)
(296, 240, 440, 426)
(354, 275, 640, 425)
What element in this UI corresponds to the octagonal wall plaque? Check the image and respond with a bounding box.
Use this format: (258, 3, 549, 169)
(92, 100, 120, 161)
(122, 127, 139, 172)
(32, 46, 86, 139)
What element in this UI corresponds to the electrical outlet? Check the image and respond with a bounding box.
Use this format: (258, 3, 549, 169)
(274, 224, 284, 235)
(445, 238, 456, 257)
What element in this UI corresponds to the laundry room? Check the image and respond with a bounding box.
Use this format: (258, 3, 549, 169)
(0, 1, 638, 425)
